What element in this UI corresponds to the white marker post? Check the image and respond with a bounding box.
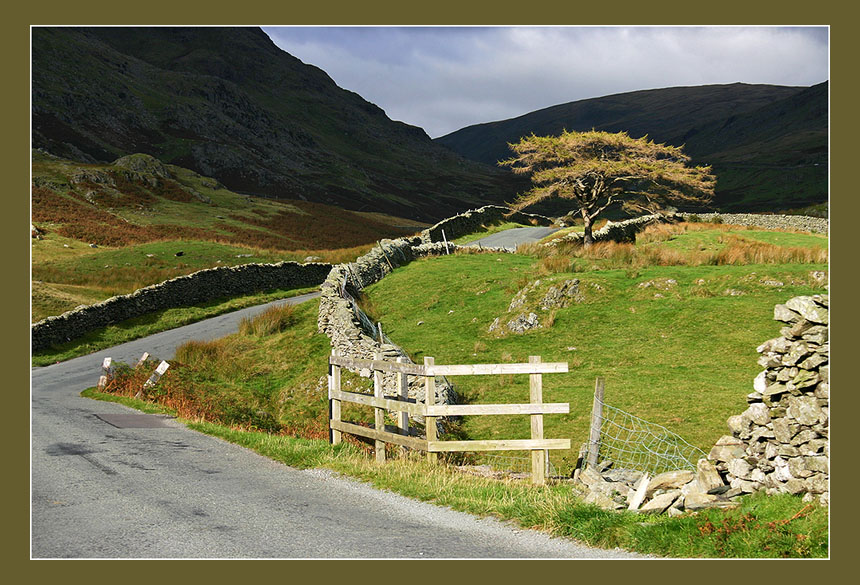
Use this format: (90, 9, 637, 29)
(97, 357, 113, 390)
(143, 360, 170, 390)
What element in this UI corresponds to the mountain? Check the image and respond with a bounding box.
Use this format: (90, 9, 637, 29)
(436, 83, 828, 213)
(31, 27, 519, 222)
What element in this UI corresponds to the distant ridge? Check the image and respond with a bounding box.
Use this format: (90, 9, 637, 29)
(436, 82, 828, 212)
(31, 27, 518, 222)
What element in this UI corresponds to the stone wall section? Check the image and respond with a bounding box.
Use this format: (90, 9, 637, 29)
(31, 204, 535, 352)
(420, 205, 553, 244)
(708, 295, 830, 505)
(550, 212, 828, 246)
(31, 261, 332, 351)
(317, 236, 512, 422)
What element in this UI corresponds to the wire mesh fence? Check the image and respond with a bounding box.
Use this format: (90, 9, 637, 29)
(582, 398, 707, 477)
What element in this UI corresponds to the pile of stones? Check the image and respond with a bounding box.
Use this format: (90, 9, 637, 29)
(574, 459, 739, 515)
(710, 294, 829, 506)
(574, 293, 829, 513)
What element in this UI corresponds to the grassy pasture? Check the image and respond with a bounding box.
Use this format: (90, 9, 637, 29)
(91, 221, 828, 557)
(360, 223, 828, 463)
(96, 221, 828, 465)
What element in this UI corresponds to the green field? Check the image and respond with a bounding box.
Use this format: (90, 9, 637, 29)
(361, 253, 827, 460)
(89, 222, 829, 557)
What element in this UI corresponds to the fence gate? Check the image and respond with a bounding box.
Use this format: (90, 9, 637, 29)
(328, 351, 570, 485)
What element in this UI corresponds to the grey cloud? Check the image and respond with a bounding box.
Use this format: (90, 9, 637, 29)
(262, 26, 828, 138)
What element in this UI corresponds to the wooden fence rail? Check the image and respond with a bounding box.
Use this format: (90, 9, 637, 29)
(328, 351, 571, 484)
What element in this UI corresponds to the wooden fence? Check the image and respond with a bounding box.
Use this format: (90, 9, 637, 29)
(328, 351, 570, 485)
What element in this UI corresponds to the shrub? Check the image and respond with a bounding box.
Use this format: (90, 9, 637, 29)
(174, 339, 230, 367)
(714, 236, 828, 266)
(238, 303, 297, 336)
(538, 255, 574, 275)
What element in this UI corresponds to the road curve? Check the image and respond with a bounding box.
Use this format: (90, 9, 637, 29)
(31, 274, 641, 559)
(468, 226, 560, 251)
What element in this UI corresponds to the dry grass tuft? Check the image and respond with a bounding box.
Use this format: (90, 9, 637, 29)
(238, 303, 297, 336)
(537, 255, 574, 275)
(715, 236, 829, 265)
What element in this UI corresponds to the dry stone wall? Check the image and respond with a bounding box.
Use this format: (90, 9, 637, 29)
(31, 261, 332, 351)
(708, 294, 830, 505)
(317, 235, 512, 421)
(680, 213, 828, 235)
(420, 205, 553, 244)
(550, 212, 828, 246)
(572, 295, 829, 514)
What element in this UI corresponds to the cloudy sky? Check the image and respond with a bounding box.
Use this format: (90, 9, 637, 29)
(262, 26, 829, 138)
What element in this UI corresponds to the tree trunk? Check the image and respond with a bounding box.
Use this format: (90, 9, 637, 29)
(582, 210, 594, 247)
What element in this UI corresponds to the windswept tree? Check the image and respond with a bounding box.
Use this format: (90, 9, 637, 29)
(500, 130, 716, 246)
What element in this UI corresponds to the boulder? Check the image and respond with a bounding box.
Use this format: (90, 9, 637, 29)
(696, 459, 725, 493)
(746, 403, 771, 426)
(709, 436, 746, 462)
(787, 396, 824, 426)
(727, 458, 753, 480)
(584, 490, 623, 510)
(506, 312, 541, 334)
(639, 491, 680, 514)
(684, 491, 738, 511)
(785, 296, 828, 325)
(645, 470, 695, 498)
(540, 279, 583, 310)
(773, 304, 800, 323)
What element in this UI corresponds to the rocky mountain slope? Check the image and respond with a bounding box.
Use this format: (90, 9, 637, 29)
(436, 82, 828, 213)
(32, 27, 519, 222)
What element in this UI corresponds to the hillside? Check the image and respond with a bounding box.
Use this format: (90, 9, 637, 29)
(436, 83, 828, 213)
(31, 27, 518, 222)
(31, 150, 422, 321)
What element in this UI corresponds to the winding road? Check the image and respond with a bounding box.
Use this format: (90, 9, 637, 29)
(468, 226, 560, 251)
(31, 229, 640, 559)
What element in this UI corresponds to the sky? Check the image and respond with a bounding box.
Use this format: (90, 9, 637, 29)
(262, 26, 829, 139)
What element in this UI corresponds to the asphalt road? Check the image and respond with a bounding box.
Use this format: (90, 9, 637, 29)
(31, 255, 641, 559)
(468, 226, 560, 251)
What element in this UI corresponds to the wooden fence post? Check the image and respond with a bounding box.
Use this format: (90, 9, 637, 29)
(373, 351, 386, 463)
(330, 350, 342, 445)
(97, 357, 113, 390)
(396, 356, 409, 455)
(587, 377, 605, 468)
(529, 356, 545, 485)
(424, 356, 437, 463)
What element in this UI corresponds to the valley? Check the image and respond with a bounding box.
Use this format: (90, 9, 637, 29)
(30, 26, 830, 559)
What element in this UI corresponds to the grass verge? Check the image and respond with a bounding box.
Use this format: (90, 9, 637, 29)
(80, 387, 829, 558)
(32, 286, 319, 367)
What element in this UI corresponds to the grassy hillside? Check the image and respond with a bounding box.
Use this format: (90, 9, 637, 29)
(31, 150, 423, 321)
(89, 222, 828, 557)
(436, 83, 828, 213)
(32, 27, 516, 221)
(361, 224, 827, 458)
(93, 222, 828, 463)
